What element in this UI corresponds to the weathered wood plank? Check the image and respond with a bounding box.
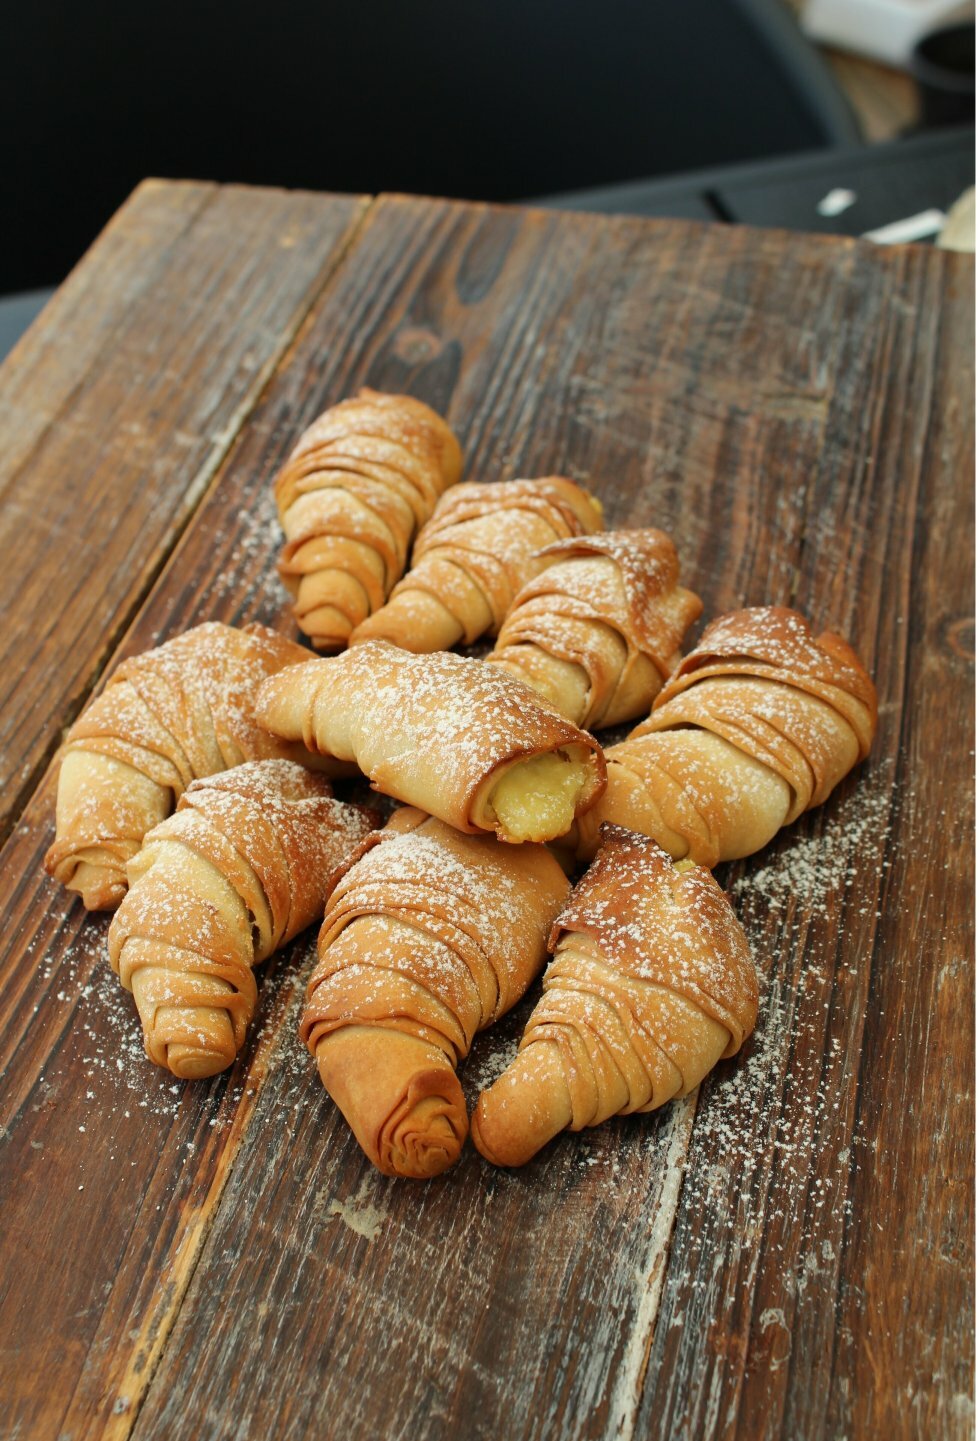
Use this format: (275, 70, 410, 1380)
(0, 192, 971, 1441)
(119, 202, 967, 1441)
(0, 179, 368, 843)
(636, 243, 974, 1441)
(0, 837, 316, 1441)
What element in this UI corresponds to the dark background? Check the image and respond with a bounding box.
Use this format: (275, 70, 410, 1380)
(3, 0, 859, 290)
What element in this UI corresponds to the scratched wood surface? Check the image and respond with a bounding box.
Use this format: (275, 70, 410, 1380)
(0, 187, 972, 1441)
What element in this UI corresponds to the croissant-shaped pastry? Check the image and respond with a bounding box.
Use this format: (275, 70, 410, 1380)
(108, 760, 376, 1079)
(570, 606, 878, 866)
(255, 640, 606, 844)
(489, 528, 702, 728)
(348, 476, 603, 652)
(301, 806, 570, 1178)
(44, 622, 329, 912)
(471, 824, 758, 1166)
(274, 389, 463, 650)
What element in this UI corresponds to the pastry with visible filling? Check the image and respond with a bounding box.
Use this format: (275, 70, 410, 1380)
(274, 389, 462, 650)
(567, 606, 877, 866)
(301, 806, 569, 1178)
(44, 622, 330, 911)
(108, 761, 376, 1079)
(349, 476, 602, 652)
(489, 528, 702, 728)
(254, 640, 606, 844)
(471, 824, 758, 1167)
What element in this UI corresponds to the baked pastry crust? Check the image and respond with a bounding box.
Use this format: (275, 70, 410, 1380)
(571, 606, 878, 866)
(254, 640, 607, 844)
(350, 476, 602, 651)
(301, 806, 569, 1178)
(274, 389, 463, 650)
(44, 622, 327, 911)
(471, 823, 758, 1166)
(108, 760, 376, 1078)
(490, 528, 702, 728)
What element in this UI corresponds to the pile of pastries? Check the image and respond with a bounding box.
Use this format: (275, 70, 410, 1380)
(45, 390, 877, 1179)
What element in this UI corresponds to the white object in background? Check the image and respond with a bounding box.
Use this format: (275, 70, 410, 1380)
(863, 208, 947, 241)
(802, 0, 974, 68)
(817, 187, 859, 215)
(937, 187, 976, 250)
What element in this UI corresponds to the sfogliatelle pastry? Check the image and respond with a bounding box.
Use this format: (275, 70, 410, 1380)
(568, 606, 878, 866)
(108, 761, 376, 1079)
(45, 622, 330, 912)
(254, 640, 606, 844)
(489, 528, 702, 728)
(274, 389, 463, 650)
(471, 824, 758, 1166)
(301, 806, 570, 1178)
(349, 476, 602, 652)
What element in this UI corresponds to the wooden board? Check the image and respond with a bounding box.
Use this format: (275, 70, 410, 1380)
(0, 187, 972, 1441)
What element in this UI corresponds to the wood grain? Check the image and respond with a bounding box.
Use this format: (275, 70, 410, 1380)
(0, 187, 972, 1441)
(635, 243, 975, 1441)
(0, 179, 367, 844)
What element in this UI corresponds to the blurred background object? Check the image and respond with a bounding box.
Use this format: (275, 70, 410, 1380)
(910, 20, 976, 123)
(937, 182, 977, 245)
(0, 0, 973, 362)
(801, 0, 973, 66)
(538, 125, 974, 238)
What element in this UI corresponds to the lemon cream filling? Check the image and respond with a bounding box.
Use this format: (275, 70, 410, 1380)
(488, 751, 593, 842)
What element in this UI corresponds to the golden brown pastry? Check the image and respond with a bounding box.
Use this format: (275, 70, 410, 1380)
(568, 606, 878, 867)
(489, 528, 702, 728)
(274, 389, 463, 650)
(45, 622, 330, 912)
(108, 761, 376, 1079)
(471, 824, 758, 1167)
(349, 476, 602, 652)
(301, 806, 570, 1178)
(254, 640, 606, 844)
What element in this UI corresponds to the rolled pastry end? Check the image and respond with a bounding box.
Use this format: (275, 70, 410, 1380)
(129, 967, 243, 1079)
(485, 747, 603, 844)
(491, 649, 591, 729)
(315, 1027, 468, 1180)
(62, 856, 130, 912)
(471, 1043, 573, 1167)
(349, 589, 465, 653)
(45, 750, 171, 910)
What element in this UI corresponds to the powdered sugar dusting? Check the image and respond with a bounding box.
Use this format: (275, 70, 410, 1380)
(317, 815, 568, 1035)
(730, 778, 892, 919)
(30, 908, 328, 1134)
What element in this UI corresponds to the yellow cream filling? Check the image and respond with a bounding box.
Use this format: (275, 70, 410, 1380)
(489, 752, 592, 842)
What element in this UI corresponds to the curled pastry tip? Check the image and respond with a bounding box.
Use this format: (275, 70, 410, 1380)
(69, 861, 127, 912)
(377, 1086, 468, 1180)
(349, 590, 463, 653)
(314, 1028, 468, 1180)
(163, 1042, 236, 1081)
(139, 1001, 240, 1079)
(471, 1046, 572, 1168)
